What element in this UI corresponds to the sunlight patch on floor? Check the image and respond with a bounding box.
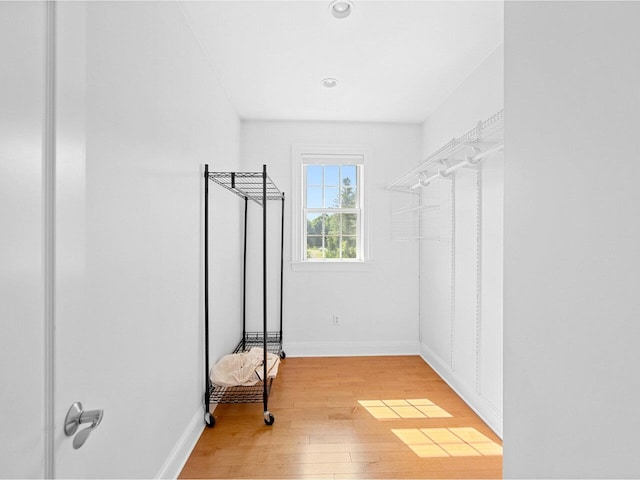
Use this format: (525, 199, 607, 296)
(358, 398, 452, 419)
(392, 427, 503, 458)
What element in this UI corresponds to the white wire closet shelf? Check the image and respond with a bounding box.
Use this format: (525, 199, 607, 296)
(386, 109, 504, 192)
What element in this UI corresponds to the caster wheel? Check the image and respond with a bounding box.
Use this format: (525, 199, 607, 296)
(204, 412, 216, 428)
(264, 414, 275, 426)
(279, 351, 286, 359)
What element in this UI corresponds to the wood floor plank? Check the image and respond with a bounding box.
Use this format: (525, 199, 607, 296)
(179, 356, 502, 479)
(284, 462, 367, 476)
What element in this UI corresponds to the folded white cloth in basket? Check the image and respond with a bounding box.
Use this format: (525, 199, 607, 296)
(254, 347, 280, 381)
(210, 347, 280, 387)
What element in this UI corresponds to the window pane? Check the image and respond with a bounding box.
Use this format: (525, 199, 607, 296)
(324, 212, 340, 237)
(341, 184, 357, 208)
(324, 236, 340, 258)
(320, 213, 329, 235)
(324, 165, 339, 186)
(342, 237, 357, 259)
(342, 213, 357, 235)
(306, 165, 322, 186)
(342, 165, 357, 187)
(306, 236, 323, 259)
(324, 187, 340, 208)
(306, 213, 323, 235)
(306, 187, 322, 208)
(341, 165, 357, 208)
(307, 236, 323, 248)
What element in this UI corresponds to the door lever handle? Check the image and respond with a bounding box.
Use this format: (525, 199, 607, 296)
(64, 402, 104, 449)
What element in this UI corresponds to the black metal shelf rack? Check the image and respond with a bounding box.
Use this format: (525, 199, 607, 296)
(203, 164, 285, 428)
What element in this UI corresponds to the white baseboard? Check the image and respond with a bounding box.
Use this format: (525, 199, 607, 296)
(284, 340, 420, 357)
(155, 408, 205, 479)
(420, 343, 503, 439)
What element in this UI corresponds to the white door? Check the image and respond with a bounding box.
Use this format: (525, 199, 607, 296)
(54, 2, 207, 477)
(53, 2, 98, 477)
(3, 3, 210, 476)
(0, 2, 47, 477)
(0, 2, 96, 476)
(0, 2, 121, 476)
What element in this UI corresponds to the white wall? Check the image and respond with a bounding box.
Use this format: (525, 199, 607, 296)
(241, 121, 421, 356)
(504, 3, 640, 477)
(418, 45, 503, 436)
(53, 2, 241, 478)
(0, 2, 45, 477)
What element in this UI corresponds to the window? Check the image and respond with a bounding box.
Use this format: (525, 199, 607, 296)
(304, 164, 360, 260)
(292, 145, 369, 267)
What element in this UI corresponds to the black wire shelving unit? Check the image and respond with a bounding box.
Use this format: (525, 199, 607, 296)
(203, 164, 285, 427)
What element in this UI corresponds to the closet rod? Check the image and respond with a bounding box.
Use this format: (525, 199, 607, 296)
(387, 109, 504, 191)
(409, 143, 503, 190)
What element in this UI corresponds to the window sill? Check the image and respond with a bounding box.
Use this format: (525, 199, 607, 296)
(290, 261, 374, 272)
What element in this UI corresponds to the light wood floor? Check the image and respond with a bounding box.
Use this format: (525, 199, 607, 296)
(180, 356, 502, 479)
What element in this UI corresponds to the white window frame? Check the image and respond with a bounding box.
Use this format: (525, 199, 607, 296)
(291, 145, 371, 271)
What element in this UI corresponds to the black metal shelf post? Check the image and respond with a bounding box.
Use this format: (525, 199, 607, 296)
(242, 197, 248, 352)
(203, 164, 285, 428)
(203, 164, 213, 427)
(280, 193, 285, 354)
(261, 164, 269, 424)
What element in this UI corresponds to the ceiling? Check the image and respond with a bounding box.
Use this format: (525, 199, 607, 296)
(179, 1, 503, 124)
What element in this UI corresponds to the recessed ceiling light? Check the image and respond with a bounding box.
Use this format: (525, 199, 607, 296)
(321, 78, 338, 88)
(329, 0, 353, 19)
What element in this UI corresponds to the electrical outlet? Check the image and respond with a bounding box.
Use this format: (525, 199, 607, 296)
(333, 314, 341, 326)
